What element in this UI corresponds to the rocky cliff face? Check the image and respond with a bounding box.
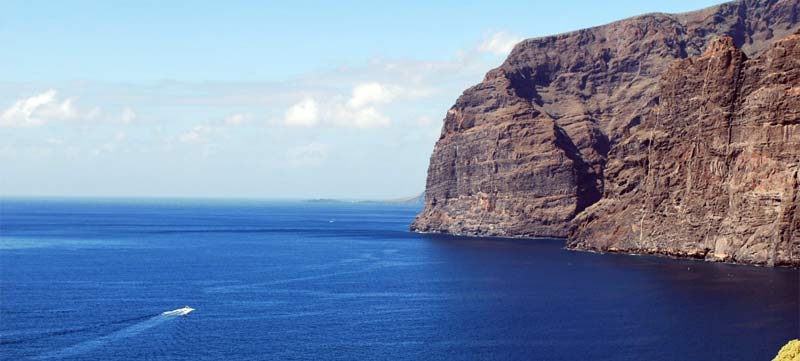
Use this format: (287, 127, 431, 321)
(568, 31, 800, 266)
(412, 0, 800, 243)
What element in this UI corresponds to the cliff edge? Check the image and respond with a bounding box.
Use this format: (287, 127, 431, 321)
(411, 0, 799, 266)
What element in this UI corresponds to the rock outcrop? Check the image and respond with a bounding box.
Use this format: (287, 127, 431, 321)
(772, 339, 800, 361)
(568, 31, 800, 266)
(412, 0, 799, 249)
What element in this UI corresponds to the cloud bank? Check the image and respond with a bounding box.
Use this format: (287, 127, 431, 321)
(0, 89, 138, 128)
(0, 89, 78, 127)
(283, 82, 431, 129)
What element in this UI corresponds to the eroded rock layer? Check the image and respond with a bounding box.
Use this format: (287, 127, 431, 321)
(568, 32, 800, 266)
(412, 0, 799, 241)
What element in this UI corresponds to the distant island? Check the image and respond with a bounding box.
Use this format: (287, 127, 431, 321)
(306, 193, 424, 206)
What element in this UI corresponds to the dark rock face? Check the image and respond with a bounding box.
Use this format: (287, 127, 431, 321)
(569, 31, 800, 266)
(412, 0, 800, 243)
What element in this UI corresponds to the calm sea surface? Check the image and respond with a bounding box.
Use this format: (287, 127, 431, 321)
(0, 198, 797, 360)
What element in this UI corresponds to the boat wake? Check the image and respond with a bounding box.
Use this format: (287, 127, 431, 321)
(35, 306, 194, 359)
(0, 314, 154, 346)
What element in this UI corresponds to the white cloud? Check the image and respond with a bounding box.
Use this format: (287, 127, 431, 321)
(0, 89, 78, 127)
(120, 106, 137, 124)
(36, 97, 77, 120)
(328, 103, 390, 128)
(287, 143, 329, 167)
(178, 125, 217, 144)
(224, 112, 251, 125)
(284, 98, 319, 127)
(177, 112, 253, 146)
(0, 89, 127, 127)
(478, 32, 523, 55)
(178, 129, 203, 144)
(283, 82, 426, 129)
(284, 95, 391, 129)
(348, 82, 396, 108)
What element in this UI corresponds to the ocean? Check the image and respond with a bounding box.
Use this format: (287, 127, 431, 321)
(0, 198, 797, 360)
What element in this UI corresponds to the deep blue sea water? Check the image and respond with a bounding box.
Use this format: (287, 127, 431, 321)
(0, 198, 797, 361)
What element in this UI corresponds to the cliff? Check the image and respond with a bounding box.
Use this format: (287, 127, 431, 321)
(568, 31, 800, 266)
(411, 0, 800, 258)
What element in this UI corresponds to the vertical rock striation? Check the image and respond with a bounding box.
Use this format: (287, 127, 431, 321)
(412, 0, 800, 254)
(411, 0, 800, 263)
(568, 31, 800, 266)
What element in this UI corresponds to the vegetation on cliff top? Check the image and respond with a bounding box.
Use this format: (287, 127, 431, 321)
(773, 340, 800, 361)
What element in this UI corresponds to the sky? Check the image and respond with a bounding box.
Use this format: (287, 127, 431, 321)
(0, 0, 723, 199)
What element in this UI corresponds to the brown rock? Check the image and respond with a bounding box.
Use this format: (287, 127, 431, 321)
(412, 0, 800, 243)
(568, 31, 800, 267)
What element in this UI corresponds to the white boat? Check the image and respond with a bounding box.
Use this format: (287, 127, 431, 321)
(161, 306, 195, 316)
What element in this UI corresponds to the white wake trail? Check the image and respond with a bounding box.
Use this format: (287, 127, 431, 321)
(36, 307, 194, 360)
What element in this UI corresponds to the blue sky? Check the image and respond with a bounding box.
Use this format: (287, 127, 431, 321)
(1, 0, 722, 199)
